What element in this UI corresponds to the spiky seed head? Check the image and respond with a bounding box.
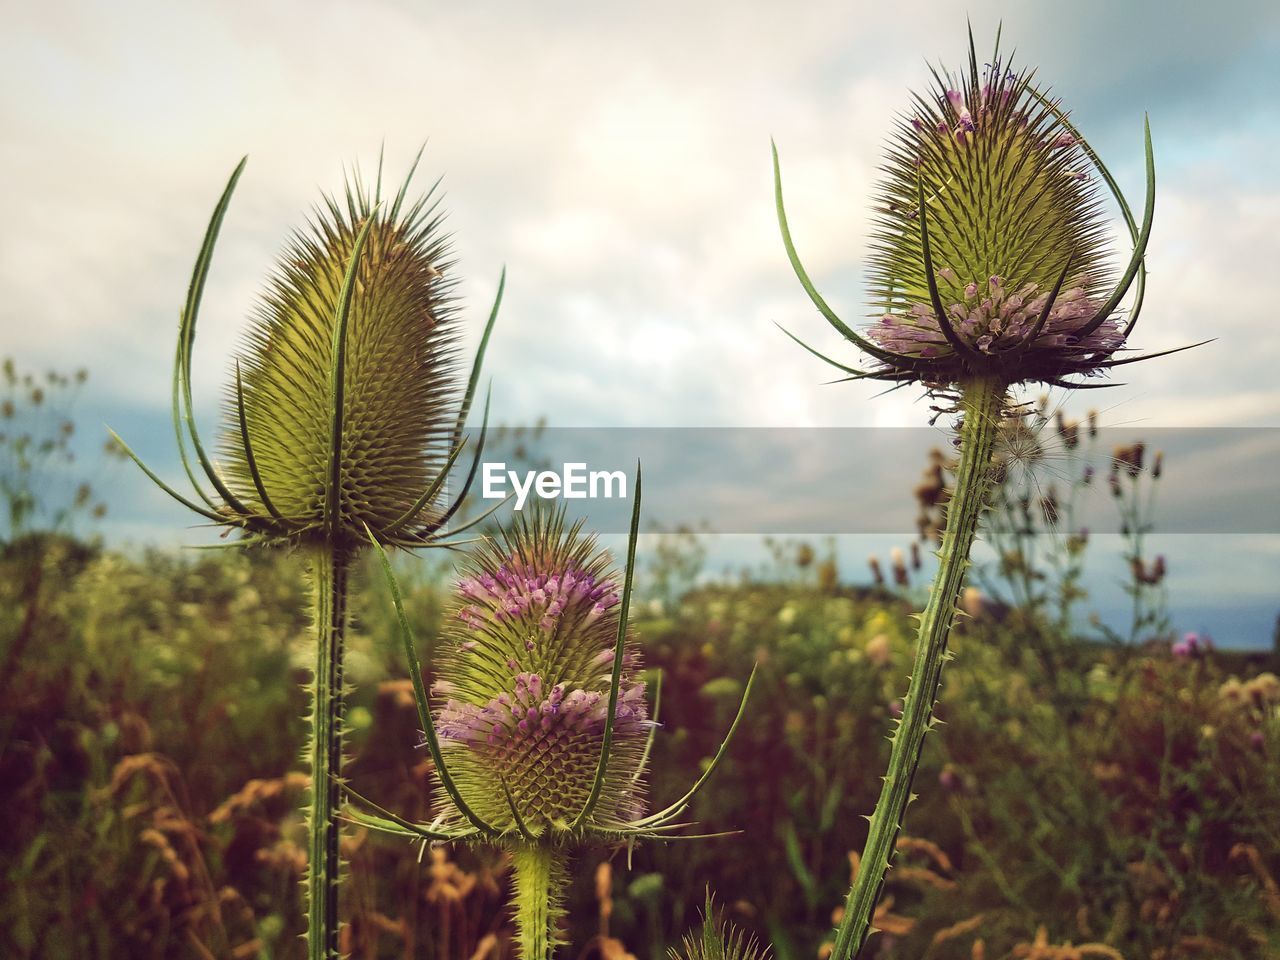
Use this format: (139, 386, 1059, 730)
(224, 172, 460, 544)
(432, 508, 650, 834)
(866, 41, 1133, 385)
(669, 892, 771, 960)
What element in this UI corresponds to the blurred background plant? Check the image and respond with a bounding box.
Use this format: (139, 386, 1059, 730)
(0, 356, 111, 543)
(909, 399, 1174, 652)
(0, 357, 116, 719)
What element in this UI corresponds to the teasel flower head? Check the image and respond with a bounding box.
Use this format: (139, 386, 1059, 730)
(344, 471, 756, 957)
(774, 29, 1203, 393)
(433, 508, 650, 832)
(110, 149, 504, 551)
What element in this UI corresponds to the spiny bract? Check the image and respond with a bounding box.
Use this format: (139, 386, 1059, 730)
(431, 508, 650, 834)
(225, 173, 461, 544)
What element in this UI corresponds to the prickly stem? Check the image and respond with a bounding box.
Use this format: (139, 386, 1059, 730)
(511, 842, 567, 960)
(306, 544, 351, 959)
(830, 376, 1005, 960)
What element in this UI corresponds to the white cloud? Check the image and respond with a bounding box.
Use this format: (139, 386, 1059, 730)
(0, 0, 1277, 438)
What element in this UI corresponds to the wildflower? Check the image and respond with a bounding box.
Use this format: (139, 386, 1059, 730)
(868, 555, 885, 586)
(771, 27, 1191, 960)
(890, 548, 909, 587)
(774, 33, 1201, 392)
(864, 634, 892, 667)
(434, 513, 647, 831)
(938, 765, 963, 793)
(109, 151, 505, 960)
(1172, 631, 1212, 658)
(112, 153, 503, 552)
(349, 483, 755, 960)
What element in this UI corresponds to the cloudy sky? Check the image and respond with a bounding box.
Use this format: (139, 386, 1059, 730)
(3, 0, 1279, 644)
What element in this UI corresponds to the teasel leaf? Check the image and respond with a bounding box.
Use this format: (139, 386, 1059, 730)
(1073, 115, 1155, 340)
(772, 141, 928, 375)
(175, 157, 250, 515)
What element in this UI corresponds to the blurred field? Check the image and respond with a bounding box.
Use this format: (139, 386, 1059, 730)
(3, 531, 1279, 960)
(4, 363, 1280, 958)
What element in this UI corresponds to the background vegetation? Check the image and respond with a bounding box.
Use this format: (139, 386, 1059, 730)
(3, 362, 1278, 959)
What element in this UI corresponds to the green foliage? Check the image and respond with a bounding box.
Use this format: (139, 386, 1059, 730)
(628, 581, 917, 950)
(0, 546, 309, 957)
(4, 536, 1279, 958)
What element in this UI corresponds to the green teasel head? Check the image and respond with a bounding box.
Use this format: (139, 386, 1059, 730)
(774, 28, 1204, 391)
(345, 467, 758, 848)
(111, 149, 503, 550)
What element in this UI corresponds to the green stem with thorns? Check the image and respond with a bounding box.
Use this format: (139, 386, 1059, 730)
(307, 544, 352, 959)
(831, 377, 1006, 960)
(510, 842, 567, 960)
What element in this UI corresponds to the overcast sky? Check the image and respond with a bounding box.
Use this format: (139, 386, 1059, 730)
(3, 0, 1279, 644)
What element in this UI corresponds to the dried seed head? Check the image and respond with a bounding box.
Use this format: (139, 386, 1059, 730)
(432, 509, 650, 833)
(890, 548, 909, 587)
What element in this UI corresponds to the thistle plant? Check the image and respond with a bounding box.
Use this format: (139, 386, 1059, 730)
(772, 29, 1193, 959)
(668, 892, 770, 960)
(347, 473, 756, 959)
(111, 151, 503, 958)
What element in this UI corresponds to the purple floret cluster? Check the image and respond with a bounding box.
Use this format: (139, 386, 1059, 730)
(1172, 631, 1214, 659)
(437, 670, 649, 751)
(456, 564, 619, 633)
(870, 271, 1123, 360)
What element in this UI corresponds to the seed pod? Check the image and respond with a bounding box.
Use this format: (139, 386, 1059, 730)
(351, 475, 757, 960)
